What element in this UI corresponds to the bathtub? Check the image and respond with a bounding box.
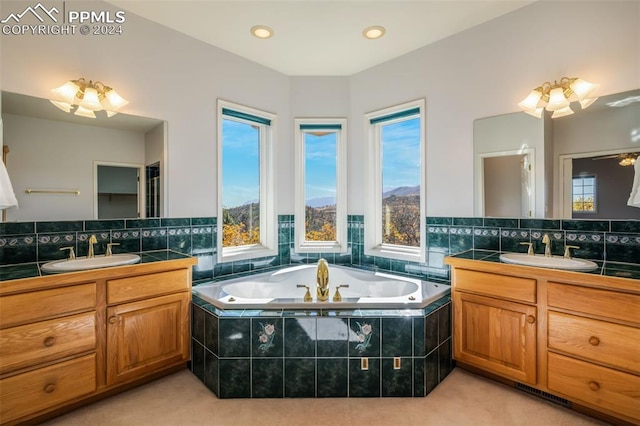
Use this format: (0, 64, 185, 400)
(192, 264, 450, 309)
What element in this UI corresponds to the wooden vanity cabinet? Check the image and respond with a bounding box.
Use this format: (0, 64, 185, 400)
(0, 256, 196, 425)
(452, 268, 537, 385)
(106, 270, 191, 386)
(446, 255, 640, 425)
(546, 282, 640, 422)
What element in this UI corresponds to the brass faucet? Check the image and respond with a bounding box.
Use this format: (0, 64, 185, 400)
(316, 258, 330, 301)
(541, 234, 551, 257)
(87, 235, 98, 258)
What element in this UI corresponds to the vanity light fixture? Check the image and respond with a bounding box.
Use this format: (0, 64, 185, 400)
(251, 25, 273, 39)
(363, 26, 385, 39)
(518, 77, 599, 118)
(50, 78, 129, 118)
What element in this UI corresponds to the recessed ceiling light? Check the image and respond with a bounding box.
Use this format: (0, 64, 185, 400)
(363, 26, 385, 40)
(251, 25, 273, 39)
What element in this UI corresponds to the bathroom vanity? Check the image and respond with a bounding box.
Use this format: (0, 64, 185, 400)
(0, 252, 197, 425)
(446, 251, 640, 425)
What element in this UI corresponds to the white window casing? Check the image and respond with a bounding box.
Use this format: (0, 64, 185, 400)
(364, 99, 426, 263)
(294, 118, 348, 253)
(217, 99, 277, 263)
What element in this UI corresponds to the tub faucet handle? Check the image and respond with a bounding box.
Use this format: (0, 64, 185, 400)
(333, 285, 349, 302)
(296, 285, 312, 302)
(542, 234, 551, 257)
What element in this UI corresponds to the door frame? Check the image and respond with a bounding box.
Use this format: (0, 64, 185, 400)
(93, 161, 145, 220)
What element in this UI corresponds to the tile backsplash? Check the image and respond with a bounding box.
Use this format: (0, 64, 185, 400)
(2, 215, 639, 284)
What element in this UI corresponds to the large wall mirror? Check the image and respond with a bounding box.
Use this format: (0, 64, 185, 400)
(474, 89, 640, 220)
(1, 91, 167, 222)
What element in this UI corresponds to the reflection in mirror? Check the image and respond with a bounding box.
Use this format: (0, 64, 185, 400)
(474, 89, 640, 220)
(1, 91, 167, 222)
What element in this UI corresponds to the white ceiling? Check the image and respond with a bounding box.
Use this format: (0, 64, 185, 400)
(105, 0, 535, 76)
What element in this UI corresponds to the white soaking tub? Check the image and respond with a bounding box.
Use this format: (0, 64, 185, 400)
(192, 264, 450, 309)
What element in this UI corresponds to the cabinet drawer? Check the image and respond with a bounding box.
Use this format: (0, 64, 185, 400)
(548, 282, 640, 324)
(548, 353, 640, 422)
(0, 354, 96, 423)
(107, 269, 189, 305)
(455, 269, 536, 303)
(0, 312, 96, 375)
(548, 311, 640, 374)
(0, 283, 96, 328)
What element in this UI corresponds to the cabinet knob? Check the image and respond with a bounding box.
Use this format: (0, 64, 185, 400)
(588, 381, 600, 391)
(589, 336, 600, 346)
(108, 316, 118, 324)
(44, 336, 56, 347)
(526, 315, 536, 324)
(44, 383, 56, 393)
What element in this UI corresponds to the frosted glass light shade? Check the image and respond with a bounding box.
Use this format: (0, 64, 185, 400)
(570, 78, 599, 101)
(551, 106, 574, 118)
(546, 87, 570, 111)
(106, 110, 118, 118)
(101, 89, 129, 111)
(518, 90, 543, 112)
(79, 87, 102, 111)
(74, 105, 96, 118)
(51, 81, 80, 104)
(50, 100, 72, 112)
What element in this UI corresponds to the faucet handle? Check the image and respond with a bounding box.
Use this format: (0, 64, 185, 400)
(89, 234, 97, 244)
(519, 242, 534, 256)
(564, 245, 580, 259)
(106, 243, 120, 256)
(333, 285, 350, 302)
(60, 246, 76, 260)
(296, 285, 312, 302)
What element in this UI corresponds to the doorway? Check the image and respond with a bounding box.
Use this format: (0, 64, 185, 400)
(94, 162, 145, 219)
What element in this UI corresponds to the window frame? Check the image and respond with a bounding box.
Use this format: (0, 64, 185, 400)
(364, 99, 426, 263)
(572, 174, 597, 214)
(217, 99, 277, 263)
(294, 118, 348, 253)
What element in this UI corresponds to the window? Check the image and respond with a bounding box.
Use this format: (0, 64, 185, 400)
(364, 99, 425, 262)
(217, 100, 277, 262)
(572, 175, 596, 213)
(294, 119, 347, 253)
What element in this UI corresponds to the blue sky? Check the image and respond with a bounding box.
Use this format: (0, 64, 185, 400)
(222, 117, 420, 208)
(382, 117, 421, 192)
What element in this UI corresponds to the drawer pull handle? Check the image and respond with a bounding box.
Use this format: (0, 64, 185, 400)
(108, 316, 118, 325)
(44, 383, 56, 393)
(526, 315, 536, 324)
(44, 337, 56, 347)
(589, 336, 600, 346)
(588, 381, 600, 391)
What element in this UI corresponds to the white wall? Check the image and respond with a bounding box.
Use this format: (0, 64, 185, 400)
(0, 0, 290, 218)
(1, 1, 638, 219)
(3, 113, 144, 220)
(349, 1, 639, 216)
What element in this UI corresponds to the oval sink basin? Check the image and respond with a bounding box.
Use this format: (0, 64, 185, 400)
(499, 253, 598, 271)
(41, 254, 141, 273)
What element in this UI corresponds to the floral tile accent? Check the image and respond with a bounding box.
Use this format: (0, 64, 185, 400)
(257, 322, 276, 353)
(354, 321, 373, 353)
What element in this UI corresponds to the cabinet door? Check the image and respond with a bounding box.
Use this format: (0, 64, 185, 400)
(454, 291, 537, 384)
(106, 292, 190, 386)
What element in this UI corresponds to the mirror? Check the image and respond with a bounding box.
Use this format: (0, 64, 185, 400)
(474, 89, 640, 219)
(1, 91, 167, 221)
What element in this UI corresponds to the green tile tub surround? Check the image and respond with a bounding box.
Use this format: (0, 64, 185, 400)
(190, 296, 453, 398)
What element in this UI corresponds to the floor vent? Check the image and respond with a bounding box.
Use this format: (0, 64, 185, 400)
(515, 383, 571, 408)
